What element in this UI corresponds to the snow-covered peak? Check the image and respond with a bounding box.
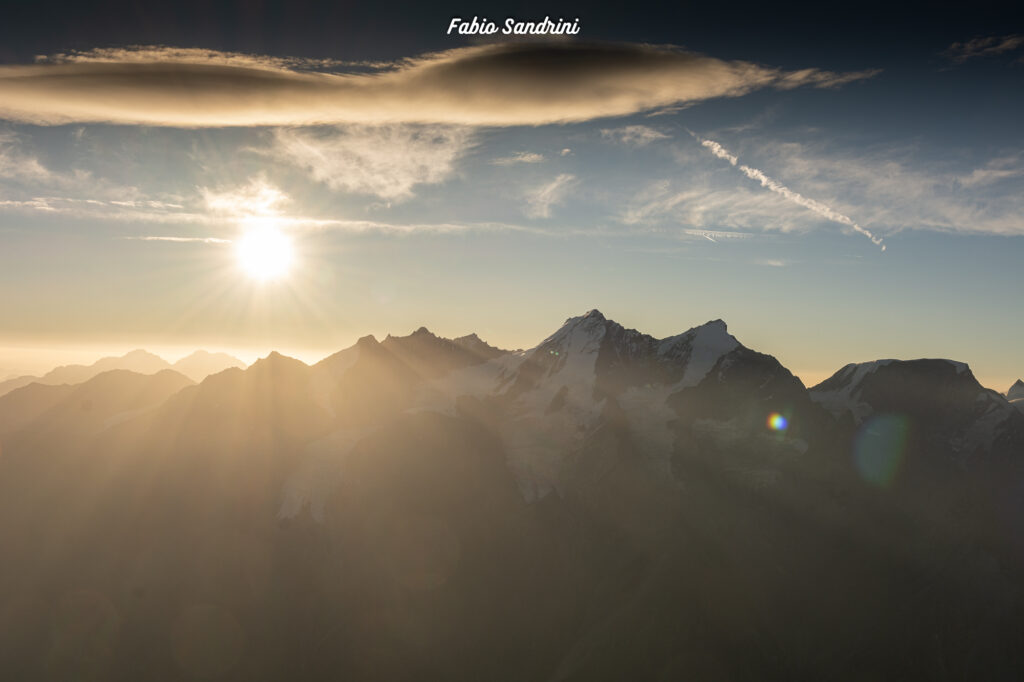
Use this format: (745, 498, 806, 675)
(823, 359, 897, 389)
(810, 359, 897, 420)
(658, 319, 740, 388)
(540, 310, 609, 355)
(811, 358, 985, 425)
(1008, 379, 1024, 401)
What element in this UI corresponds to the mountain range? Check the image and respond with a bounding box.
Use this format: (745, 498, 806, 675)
(1, 310, 1022, 681)
(0, 349, 245, 397)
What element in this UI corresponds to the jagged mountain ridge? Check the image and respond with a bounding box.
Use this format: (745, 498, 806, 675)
(1, 310, 1023, 681)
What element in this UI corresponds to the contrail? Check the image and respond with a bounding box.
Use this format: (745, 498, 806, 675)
(691, 132, 885, 250)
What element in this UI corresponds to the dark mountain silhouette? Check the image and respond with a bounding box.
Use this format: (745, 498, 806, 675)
(1008, 379, 1024, 400)
(1009, 380, 1024, 414)
(0, 310, 1022, 681)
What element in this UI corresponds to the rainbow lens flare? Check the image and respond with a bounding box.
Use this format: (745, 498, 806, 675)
(767, 412, 789, 432)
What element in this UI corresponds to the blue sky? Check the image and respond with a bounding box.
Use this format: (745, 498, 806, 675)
(0, 2, 1021, 390)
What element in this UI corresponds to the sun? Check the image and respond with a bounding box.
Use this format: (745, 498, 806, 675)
(235, 226, 293, 281)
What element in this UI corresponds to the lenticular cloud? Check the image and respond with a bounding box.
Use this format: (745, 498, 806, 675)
(0, 43, 878, 127)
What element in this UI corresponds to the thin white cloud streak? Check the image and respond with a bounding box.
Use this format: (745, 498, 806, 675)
(0, 177, 562, 237)
(681, 228, 756, 241)
(0, 43, 879, 127)
(694, 134, 885, 250)
(35, 46, 367, 72)
(492, 151, 546, 165)
(525, 173, 577, 218)
(127, 236, 231, 243)
(266, 125, 474, 200)
(600, 125, 670, 146)
(0, 196, 210, 223)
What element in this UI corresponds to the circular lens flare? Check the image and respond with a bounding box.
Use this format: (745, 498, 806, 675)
(767, 412, 789, 432)
(236, 227, 292, 281)
(854, 413, 909, 488)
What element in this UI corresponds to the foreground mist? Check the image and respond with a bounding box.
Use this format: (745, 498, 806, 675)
(1, 310, 1023, 681)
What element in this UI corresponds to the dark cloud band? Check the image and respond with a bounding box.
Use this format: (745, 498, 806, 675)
(0, 43, 877, 127)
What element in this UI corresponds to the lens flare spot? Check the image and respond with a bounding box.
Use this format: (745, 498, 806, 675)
(767, 412, 789, 432)
(854, 413, 910, 488)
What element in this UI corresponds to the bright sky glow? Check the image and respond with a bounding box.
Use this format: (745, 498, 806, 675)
(235, 227, 293, 281)
(0, 5, 1021, 392)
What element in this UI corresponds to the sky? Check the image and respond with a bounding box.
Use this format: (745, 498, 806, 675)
(0, 1, 1021, 391)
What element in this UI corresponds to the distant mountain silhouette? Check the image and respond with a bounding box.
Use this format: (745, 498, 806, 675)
(0, 348, 244, 397)
(0, 310, 1022, 681)
(171, 350, 246, 382)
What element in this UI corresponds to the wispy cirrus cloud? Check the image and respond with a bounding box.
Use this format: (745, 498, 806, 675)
(491, 151, 546, 165)
(524, 173, 577, 218)
(201, 176, 288, 215)
(944, 35, 1024, 62)
(600, 125, 669, 146)
(692, 133, 886, 249)
(0, 43, 879, 127)
(266, 125, 474, 200)
(0, 195, 205, 223)
(747, 139, 1024, 237)
(683, 228, 757, 242)
(0, 173, 556, 238)
(126, 235, 231, 243)
(955, 156, 1024, 188)
(619, 180, 809, 233)
(0, 131, 55, 182)
(34, 46, 367, 72)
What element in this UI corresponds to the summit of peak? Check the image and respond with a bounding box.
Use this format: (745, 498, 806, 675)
(560, 309, 606, 325)
(1007, 379, 1024, 400)
(385, 327, 437, 342)
(254, 351, 305, 368)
